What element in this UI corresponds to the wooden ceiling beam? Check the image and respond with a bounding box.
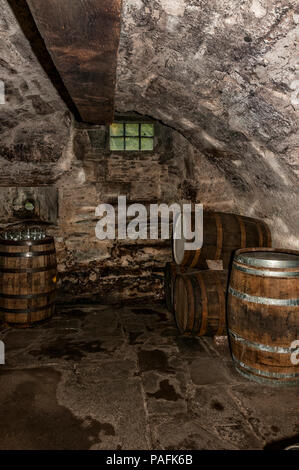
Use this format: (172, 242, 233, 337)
(26, 0, 122, 124)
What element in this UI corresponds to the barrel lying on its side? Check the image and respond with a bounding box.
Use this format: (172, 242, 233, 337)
(0, 237, 57, 327)
(173, 211, 272, 269)
(227, 248, 299, 386)
(173, 270, 228, 337)
(164, 262, 193, 312)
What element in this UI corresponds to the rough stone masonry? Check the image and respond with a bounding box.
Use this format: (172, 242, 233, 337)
(0, 0, 298, 300)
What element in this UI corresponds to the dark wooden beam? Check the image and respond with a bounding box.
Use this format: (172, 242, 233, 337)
(26, 0, 122, 124)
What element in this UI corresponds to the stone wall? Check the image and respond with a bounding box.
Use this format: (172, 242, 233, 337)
(0, 0, 73, 186)
(0, 186, 58, 227)
(48, 120, 234, 302)
(0, 114, 235, 302)
(0, 0, 298, 302)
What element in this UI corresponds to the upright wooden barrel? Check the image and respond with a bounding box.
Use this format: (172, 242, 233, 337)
(227, 248, 299, 386)
(173, 211, 271, 269)
(0, 237, 57, 327)
(173, 270, 228, 336)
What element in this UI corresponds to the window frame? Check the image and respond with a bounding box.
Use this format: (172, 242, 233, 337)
(109, 122, 155, 152)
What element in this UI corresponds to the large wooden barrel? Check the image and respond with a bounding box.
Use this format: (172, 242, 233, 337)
(173, 270, 228, 336)
(227, 248, 299, 386)
(165, 262, 176, 312)
(0, 237, 57, 327)
(164, 263, 192, 312)
(173, 211, 271, 269)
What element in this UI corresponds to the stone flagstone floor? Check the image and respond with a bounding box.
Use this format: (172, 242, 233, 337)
(0, 303, 298, 450)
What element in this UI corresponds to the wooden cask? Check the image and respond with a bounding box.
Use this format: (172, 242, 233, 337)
(165, 260, 224, 312)
(165, 262, 176, 312)
(164, 263, 192, 312)
(227, 248, 299, 386)
(173, 270, 228, 336)
(173, 211, 271, 269)
(0, 237, 57, 327)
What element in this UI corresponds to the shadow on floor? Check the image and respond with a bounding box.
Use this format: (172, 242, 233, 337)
(264, 435, 299, 451)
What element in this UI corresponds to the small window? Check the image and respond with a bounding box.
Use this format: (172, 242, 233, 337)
(110, 123, 154, 151)
(24, 200, 35, 212)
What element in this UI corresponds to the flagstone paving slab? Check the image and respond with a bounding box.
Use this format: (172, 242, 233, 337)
(0, 303, 298, 450)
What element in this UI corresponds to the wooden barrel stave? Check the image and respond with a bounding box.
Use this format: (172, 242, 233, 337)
(176, 275, 193, 334)
(173, 270, 228, 337)
(229, 269, 299, 346)
(0, 269, 56, 295)
(0, 237, 57, 327)
(184, 274, 197, 333)
(230, 336, 296, 369)
(0, 291, 56, 308)
(164, 262, 177, 312)
(5, 307, 55, 327)
(173, 212, 272, 269)
(227, 248, 299, 386)
(164, 262, 196, 313)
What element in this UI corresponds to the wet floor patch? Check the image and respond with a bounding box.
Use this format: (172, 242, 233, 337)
(147, 379, 182, 401)
(138, 349, 174, 373)
(28, 338, 111, 361)
(128, 332, 143, 345)
(131, 308, 168, 322)
(0, 368, 113, 450)
(56, 309, 90, 317)
(210, 400, 225, 411)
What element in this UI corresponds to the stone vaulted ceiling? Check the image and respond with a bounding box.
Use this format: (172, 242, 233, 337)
(115, 0, 299, 246)
(0, 0, 298, 246)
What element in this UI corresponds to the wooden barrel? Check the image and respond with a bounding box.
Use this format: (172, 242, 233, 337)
(227, 248, 299, 386)
(164, 263, 192, 312)
(173, 270, 228, 336)
(0, 237, 57, 327)
(173, 211, 271, 269)
(165, 262, 176, 312)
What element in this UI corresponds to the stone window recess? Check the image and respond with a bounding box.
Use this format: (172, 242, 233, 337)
(24, 200, 35, 212)
(110, 123, 154, 151)
(0, 187, 58, 224)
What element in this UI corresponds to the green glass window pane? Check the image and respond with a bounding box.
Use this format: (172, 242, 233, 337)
(141, 138, 154, 151)
(141, 124, 154, 137)
(126, 137, 139, 150)
(110, 137, 124, 150)
(125, 124, 139, 136)
(110, 123, 124, 136)
(24, 201, 35, 211)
